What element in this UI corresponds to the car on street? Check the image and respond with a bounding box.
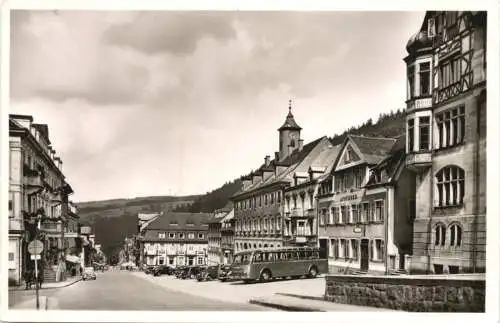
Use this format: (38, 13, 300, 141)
(153, 265, 174, 276)
(82, 267, 97, 280)
(179, 266, 203, 279)
(196, 265, 219, 282)
(218, 265, 233, 282)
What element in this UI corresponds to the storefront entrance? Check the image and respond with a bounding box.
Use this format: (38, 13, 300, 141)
(360, 239, 369, 271)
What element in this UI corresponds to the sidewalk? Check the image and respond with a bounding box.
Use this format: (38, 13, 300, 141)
(11, 296, 48, 310)
(9, 276, 82, 291)
(249, 293, 396, 312)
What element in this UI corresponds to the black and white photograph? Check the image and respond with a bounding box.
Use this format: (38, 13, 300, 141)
(1, 1, 499, 322)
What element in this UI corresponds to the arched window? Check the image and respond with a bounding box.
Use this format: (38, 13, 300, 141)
(436, 166, 465, 206)
(449, 223, 462, 247)
(435, 223, 446, 246)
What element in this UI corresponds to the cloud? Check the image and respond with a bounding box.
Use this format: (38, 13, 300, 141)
(103, 11, 237, 55)
(9, 10, 426, 201)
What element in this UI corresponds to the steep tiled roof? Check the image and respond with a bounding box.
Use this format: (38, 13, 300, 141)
(349, 135, 397, 165)
(145, 212, 214, 231)
(276, 136, 324, 167)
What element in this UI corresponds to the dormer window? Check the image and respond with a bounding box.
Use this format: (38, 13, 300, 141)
(290, 139, 295, 147)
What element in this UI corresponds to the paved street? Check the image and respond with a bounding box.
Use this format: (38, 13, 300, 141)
(9, 271, 273, 311)
(132, 270, 326, 304)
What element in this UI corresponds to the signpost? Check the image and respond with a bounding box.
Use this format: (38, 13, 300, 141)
(28, 239, 44, 310)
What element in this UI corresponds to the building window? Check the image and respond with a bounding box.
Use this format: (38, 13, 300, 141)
(188, 233, 195, 239)
(340, 206, 348, 224)
(435, 223, 446, 246)
(449, 224, 462, 247)
(439, 56, 461, 89)
(436, 106, 465, 149)
(158, 233, 166, 239)
(339, 239, 346, 258)
(408, 65, 415, 99)
(332, 207, 339, 224)
(407, 119, 414, 152)
(436, 166, 465, 206)
(419, 116, 430, 150)
(371, 239, 384, 261)
(361, 203, 369, 223)
(9, 252, 14, 261)
(350, 239, 358, 260)
(159, 257, 164, 265)
(198, 233, 204, 239)
(179, 233, 185, 239)
(349, 205, 357, 224)
(374, 201, 384, 222)
(354, 168, 364, 188)
(319, 209, 326, 226)
(419, 62, 431, 96)
(277, 191, 281, 203)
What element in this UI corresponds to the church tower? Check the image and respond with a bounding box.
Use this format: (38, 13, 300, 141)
(278, 100, 302, 161)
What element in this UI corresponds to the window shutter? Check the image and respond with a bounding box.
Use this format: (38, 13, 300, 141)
(380, 240, 385, 260)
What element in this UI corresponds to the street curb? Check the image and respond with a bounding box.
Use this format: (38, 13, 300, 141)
(275, 292, 325, 301)
(9, 278, 82, 292)
(248, 298, 325, 312)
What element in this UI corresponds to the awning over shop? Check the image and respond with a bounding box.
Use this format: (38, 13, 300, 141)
(66, 255, 81, 263)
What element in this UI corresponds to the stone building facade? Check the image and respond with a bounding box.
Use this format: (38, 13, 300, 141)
(404, 11, 486, 274)
(317, 134, 415, 274)
(141, 212, 212, 267)
(9, 114, 76, 284)
(220, 209, 235, 263)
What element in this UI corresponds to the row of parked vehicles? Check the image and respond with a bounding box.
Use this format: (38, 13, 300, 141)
(143, 263, 233, 282)
(142, 246, 328, 283)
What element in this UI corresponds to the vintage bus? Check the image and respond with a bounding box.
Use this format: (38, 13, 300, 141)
(229, 246, 328, 283)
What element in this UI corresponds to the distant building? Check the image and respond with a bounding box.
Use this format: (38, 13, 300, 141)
(140, 212, 213, 267)
(9, 114, 76, 284)
(207, 203, 233, 265)
(220, 208, 235, 264)
(283, 141, 341, 248)
(404, 11, 486, 274)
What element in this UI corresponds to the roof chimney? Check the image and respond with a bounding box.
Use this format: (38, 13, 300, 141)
(265, 155, 270, 167)
(298, 139, 304, 151)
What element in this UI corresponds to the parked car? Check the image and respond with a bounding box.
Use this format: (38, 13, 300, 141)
(144, 265, 157, 274)
(218, 265, 232, 282)
(196, 265, 219, 282)
(180, 266, 203, 279)
(153, 265, 174, 276)
(82, 267, 96, 280)
(174, 266, 187, 278)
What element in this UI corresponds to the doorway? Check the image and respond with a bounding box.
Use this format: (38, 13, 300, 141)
(360, 239, 369, 271)
(319, 239, 328, 259)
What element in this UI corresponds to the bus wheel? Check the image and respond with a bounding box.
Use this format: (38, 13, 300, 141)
(260, 270, 271, 282)
(308, 266, 318, 278)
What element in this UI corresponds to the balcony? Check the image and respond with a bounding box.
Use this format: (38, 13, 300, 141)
(23, 167, 43, 195)
(290, 208, 304, 218)
(305, 209, 316, 218)
(406, 151, 432, 172)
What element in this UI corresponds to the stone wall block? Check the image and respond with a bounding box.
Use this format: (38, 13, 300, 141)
(446, 286, 458, 303)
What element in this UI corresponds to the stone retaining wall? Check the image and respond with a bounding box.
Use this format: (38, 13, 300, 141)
(324, 274, 485, 312)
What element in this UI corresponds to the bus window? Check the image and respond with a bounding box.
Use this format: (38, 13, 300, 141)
(304, 251, 312, 259)
(253, 253, 262, 262)
(312, 251, 319, 259)
(268, 252, 277, 261)
(297, 251, 305, 259)
(288, 252, 298, 260)
(280, 252, 287, 261)
(233, 253, 251, 265)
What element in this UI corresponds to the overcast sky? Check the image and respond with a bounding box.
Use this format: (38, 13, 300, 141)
(10, 10, 425, 202)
